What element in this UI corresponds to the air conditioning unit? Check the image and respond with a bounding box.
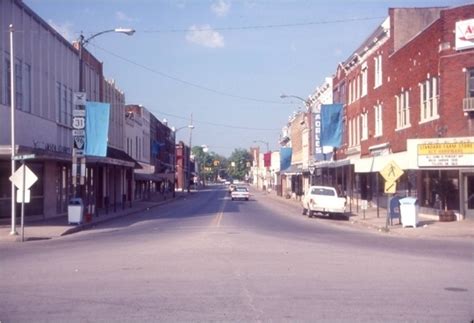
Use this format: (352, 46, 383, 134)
(463, 97, 474, 112)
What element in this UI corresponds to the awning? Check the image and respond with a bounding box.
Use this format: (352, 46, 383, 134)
(280, 164, 303, 175)
(86, 146, 141, 169)
(135, 172, 174, 182)
(313, 159, 351, 169)
(353, 151, 410, 173)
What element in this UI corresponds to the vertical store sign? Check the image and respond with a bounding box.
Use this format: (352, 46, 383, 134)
(314, 105, 324, 161)
(72, 92, 87, 185)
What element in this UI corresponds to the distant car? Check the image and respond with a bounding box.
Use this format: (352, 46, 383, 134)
(224, 180, 231, 185)
(231, 186, 250, 201)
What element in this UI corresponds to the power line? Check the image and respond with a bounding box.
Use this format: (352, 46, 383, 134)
(154, 109, 280, 132)
(92, 43, 286, 104)
(141, 16, 385, 33)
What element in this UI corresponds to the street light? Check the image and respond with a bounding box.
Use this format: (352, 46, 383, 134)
(78, 28, 135, 92)
(253, 140, 269, 152)
(280, 93, 314, 155)
(73, 28, 135, 200)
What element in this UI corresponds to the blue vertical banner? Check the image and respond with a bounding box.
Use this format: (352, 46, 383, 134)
(320, 104, 343, 148)
(280, 147, 292, 171)
(85, 101, 110, 157)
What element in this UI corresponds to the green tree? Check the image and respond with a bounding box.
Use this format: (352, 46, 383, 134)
(227, 148, 252, 181)
(192, 146, 226, 183)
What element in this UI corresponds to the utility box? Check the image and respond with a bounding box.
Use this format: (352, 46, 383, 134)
(399, 197, 419, 228)
(68, 198, 84, 224)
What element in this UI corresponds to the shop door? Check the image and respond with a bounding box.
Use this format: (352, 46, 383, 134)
(465, 174, 474, 218)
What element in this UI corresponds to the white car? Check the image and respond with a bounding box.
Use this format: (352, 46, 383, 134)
(302, 185, 347, 218)
(231, 186, 250, 201)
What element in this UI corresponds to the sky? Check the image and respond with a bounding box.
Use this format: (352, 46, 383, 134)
(26, 0, 468, 157)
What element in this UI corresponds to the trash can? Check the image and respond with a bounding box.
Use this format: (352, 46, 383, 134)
(399, 197, 419, 228)
(68, 198, 84, 224)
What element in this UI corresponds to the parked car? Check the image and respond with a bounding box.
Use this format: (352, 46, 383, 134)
(302, 185, 347, 218)
(231, 186, 250, 201)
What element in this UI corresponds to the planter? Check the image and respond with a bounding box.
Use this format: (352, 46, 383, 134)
(439, 210, 456, 222)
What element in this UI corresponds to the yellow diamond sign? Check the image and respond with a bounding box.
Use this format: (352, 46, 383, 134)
(380, 160, 404, 183)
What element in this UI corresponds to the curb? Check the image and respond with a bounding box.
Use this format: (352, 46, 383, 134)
(60, 194, 186, 237)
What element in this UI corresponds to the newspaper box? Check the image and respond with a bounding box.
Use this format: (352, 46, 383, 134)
(399, 197, 419, 228)
(68, 198, 84, 224)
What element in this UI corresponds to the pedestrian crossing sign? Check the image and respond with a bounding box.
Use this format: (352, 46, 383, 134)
(380, 160, 404, 183)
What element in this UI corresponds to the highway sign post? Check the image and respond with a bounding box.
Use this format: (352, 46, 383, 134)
(9, 157, 38, 242)
(379, 160, 404, 230)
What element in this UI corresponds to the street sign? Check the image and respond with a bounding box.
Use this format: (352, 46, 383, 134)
(380, 160, 404, 183)
(13, 154, 35, 161)
(384, 181, 397, 194)
(361, 200, 368, 210)
(72, 117, 85, 129)
(73, 109, 86, 117)
(73, 92, 87, 106)
(9, 165, 38, 191)
(308, 165, 316, 175)
(72, 129, 85, 136)
(16, 189, 31, 203)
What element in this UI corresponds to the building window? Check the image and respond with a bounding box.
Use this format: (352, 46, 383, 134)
(14, 58, 23, 111)
(23, 63, 31, 113)
(361, 112, 368, 140)
(361, 62, 368, 97)
(356, 74, 360, 100)
(374, 54, 383, 88)
(396, 89, 410, 130)
(348, 80, 353, 104)
(467, 68, 474, 98)
(68, 88, 73, 127)
(4, 55, 11, 106)
(374, 103, 383, 137)
(419, 76, 439, 122)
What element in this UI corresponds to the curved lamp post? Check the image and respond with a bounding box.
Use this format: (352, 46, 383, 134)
(74, 28, 134, 202)
(79, 28, 135, 92)
(280, 92, 314, 154)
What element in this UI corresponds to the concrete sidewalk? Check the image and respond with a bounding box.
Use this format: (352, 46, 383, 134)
(258, 189, 474, 241)
(0, 191, 188, 243)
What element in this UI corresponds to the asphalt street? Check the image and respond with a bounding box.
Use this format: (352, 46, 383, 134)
(1, 185, 472, 322)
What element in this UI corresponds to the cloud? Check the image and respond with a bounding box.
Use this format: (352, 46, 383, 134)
(211, 0, 231, 17)
(48, 20, 75, 42)
(116, 11, 135, 22)
(186, 25, 224, 48)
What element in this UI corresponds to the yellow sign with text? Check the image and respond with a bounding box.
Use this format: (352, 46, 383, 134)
(417, 142, 474, 155)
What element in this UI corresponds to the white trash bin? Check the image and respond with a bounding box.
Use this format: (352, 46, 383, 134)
(399, 197, 419, 228)
(68, 198, 84, 224)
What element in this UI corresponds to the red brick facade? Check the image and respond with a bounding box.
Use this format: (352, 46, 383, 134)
(330, 5, 474, 217)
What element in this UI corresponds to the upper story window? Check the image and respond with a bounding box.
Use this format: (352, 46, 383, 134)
(348, 80, 353, 103)
(361, 111, 368, 140)
(396, 89, 410, 130)
(467, 68, 474, 98)
(419, 75, 439, 123)
(374, 54, 383, 88)
(374, 103, 383, 137)
(3, 55, 32, 113)
(361, 62, 368, 97)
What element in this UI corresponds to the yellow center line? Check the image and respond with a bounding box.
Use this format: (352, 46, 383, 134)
(213, 196, 227, 227)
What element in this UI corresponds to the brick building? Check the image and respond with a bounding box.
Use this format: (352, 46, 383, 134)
(331, 5, 474, 218)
